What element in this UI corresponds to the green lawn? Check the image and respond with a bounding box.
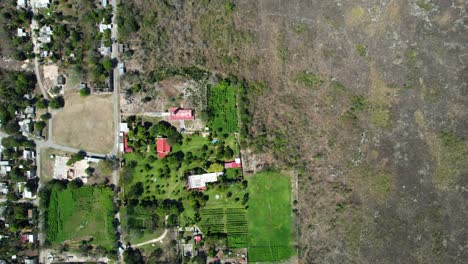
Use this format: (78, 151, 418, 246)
(47, 184, 116, 250)
(247, 172, 294, 262)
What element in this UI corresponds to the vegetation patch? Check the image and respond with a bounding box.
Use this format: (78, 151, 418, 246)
(350, 165, 394, 199)
(45, 181, 117, 252)
(430, 131, 468, 190)
(207, 81, 239, 133)
(355, 44, 368, 57)
(200, 207, 248, 248)
(247, 171, 293, 262)
(416, 0, 434, 11)
(294, 71, 325, 89)
(370, 106, 392, 128)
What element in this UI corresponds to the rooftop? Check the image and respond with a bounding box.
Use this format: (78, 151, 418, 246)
(187, 172, 223, 190)
(157, 138, 171, 158)
(169, 107, 194, 120)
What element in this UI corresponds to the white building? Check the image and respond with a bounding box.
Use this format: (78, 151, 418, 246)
(23, 149, 35, 160)
(38, 25, 52, 44)
(23, 186, 36, 199)
(18, 119, 32, 135)
(187, 172, 223, 190)
(17, 28, 28, 37)
(17, 0, 28, 9)
(34, 0, 50, 8)
(99, 23, 112, 33)
(120, 123, 129, 133)
(0, 182, 8, 195)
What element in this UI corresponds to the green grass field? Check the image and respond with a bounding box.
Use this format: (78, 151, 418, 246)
(207, 81, 238, 133)
(47, 184, 116, 250)
(247, 172, 294, 262)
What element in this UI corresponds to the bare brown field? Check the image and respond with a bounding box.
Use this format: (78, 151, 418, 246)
(52, 91, 114, 153)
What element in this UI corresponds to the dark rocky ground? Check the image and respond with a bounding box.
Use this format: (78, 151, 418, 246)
(119, 0, 467, 263)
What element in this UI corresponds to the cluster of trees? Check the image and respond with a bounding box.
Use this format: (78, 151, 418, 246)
(0, 70, 36, 133)
(0, 1, 34, 60)
(36, 1, 113, 85)
(0, 202, 38, 258)
(3, 202, 37, 232)
(66, 152, 85, 166)
(125, 118, 183, 149)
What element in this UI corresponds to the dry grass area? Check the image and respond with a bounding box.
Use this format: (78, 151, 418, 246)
(118, 0, 467, 263)
(52, 91, 114, 153)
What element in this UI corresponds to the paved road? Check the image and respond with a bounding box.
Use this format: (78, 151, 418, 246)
(132, 229, 168, 248)
(0, 131, 108, 158)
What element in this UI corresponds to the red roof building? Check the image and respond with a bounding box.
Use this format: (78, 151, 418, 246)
(123, 133, 133, 153)
(157, 138, 171, 158)
(169, 107, 194, 120)
(194, 234, 202, 243)
(224, 158, 242, 169)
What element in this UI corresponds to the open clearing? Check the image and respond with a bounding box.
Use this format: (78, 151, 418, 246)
(52, 91, 114, 153)
(247, 171, 293, 262)
(47, 183, 116, 250)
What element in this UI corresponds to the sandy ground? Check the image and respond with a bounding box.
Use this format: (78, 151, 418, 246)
(52, 91, 114, 154)
(42, 64, 59, 90)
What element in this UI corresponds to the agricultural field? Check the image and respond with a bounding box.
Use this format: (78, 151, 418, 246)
(200, 208, 248, 248)
(46, 182, 117, 252)
(121, 118, 245, 245)
(207, 81, 238, 133)
(247, 172, 294, 262)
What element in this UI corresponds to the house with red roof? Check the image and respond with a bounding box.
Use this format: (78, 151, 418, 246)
(225, 158, 242, 169)
(194, 234, 202, 243)
(123, 133, 133, 153)
(169, 107, 194, 120)
(157, 138, 171, 158)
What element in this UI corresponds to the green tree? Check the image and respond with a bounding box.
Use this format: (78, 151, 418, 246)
(34, 121, 46, 131)
(40, 113, 51, 120)
(102, 58, 113, 71)
(67, 153, 85, 166)
(4, 120, 20, 134)
(79, 87, 90, 96)
(224, 146, 234, 159)
(207, 163, 223, 173)
(36, 99, 48, 109)
(85, 167, 95, 176)
(49, 96, 65, 109)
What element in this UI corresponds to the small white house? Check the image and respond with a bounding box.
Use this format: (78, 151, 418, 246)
(35, 0, 50, 8)
(17, 28, 28, 37)
(17, 0, 28, 9)
(99, 23, 112, 33)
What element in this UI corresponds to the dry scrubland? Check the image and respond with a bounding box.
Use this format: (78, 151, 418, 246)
(118, 0, 467, 263)
(52, 91, 114, 153)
